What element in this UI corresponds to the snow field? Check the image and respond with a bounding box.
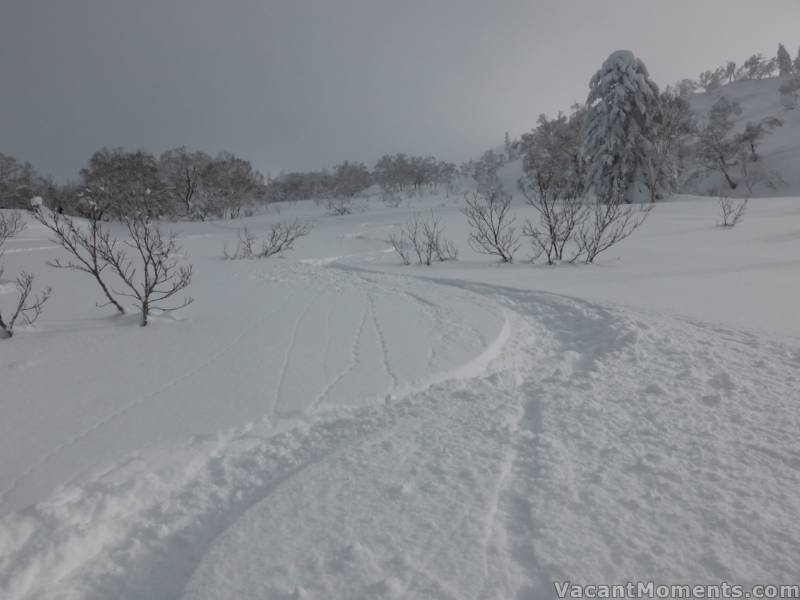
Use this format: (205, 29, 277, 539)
(1, 190, 800, 599)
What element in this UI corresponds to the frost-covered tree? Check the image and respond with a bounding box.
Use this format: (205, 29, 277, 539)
(80, 148, 167, 218)
(643, 88, 695, 202)
(159, 147, 212, 218)
(675, 79, 699, 98)
(739, 54, 777, 80)
(724, 61, 737, 84)
(695, 97, 743, 189)
(583, 50, 660, 204)
(504, 131, 515, 160)
(699, 68, 723, 93)
(736, 117, 782, 162)
(777, 43, 795, 77)
(0, 154, 45, 209)
(780, 76, 800, 109)
(795, 47, 800, 73)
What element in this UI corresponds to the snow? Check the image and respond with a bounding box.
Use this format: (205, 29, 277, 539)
(688, 76, 800, 196)
(1, 188, 800, 599)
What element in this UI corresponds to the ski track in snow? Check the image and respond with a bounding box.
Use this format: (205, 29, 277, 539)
(2, 256, 800, 598)
(311, 293, 370, 413)
(367, 293, 400, 392)
(273, 294, 320, 418)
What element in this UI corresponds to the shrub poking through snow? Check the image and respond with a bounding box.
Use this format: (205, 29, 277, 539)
(462, 189, 520, 263)
(223, 220, 311, 260)
(99, 214, 193, 326)
(577, 201, 652, 264)
(389, 212, 457, 266)
(718, 197, 748, 228)
(33, 201, 126, 314)
(519, 176, 588, 265)
(326, 197, 353, 216)
(0, 211, 51, 338)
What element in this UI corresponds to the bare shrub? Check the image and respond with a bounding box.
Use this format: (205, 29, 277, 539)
(327, 197, 353, 216)
(577, 202, 652, 264)
(519, 178, 587, 265)
(718, 197, 748, 228)
(99, 215, 193, 326)
(0, 211, 51, 338)
(0, 211, 26, 245)
(388, 231, 412, 265)
(224, 221, 310, 259)
(33, 203, 125, 313)
(389, 212, 457, 266)
(463, 189, 520, 263)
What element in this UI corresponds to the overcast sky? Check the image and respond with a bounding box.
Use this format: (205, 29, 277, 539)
(2, 0, 799, 180)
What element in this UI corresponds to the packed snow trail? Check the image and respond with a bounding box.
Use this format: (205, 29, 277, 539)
(2, 271, 799, 600)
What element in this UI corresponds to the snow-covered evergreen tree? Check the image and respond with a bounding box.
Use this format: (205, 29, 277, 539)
(777, 43, 794, 77)
(583, 50, 660, 203)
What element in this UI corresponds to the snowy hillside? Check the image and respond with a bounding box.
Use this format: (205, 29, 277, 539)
(1, 194, 800, 599)
(687, 77, 800, 196)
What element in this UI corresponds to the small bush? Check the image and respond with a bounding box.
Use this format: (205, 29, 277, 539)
(717, 197, 747, 228)
(224, 220, 310, 259)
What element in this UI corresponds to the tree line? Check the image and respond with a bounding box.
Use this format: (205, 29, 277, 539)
(0, 149, 465, 219)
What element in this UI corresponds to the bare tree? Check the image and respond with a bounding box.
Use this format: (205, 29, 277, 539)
(717, 197, 747, 228)
(463, 189, 520, 263)
(33, 201, 125, 314)
(326, 197, 353, 216)
(0, 210, 25, 245)
(520, 180, 587, 265)
(695, 97, 744, 190)
(389, 212, 457, 266)
(0, 212, 51, 338)
(99, 215, 193, 326)
(0, 272, 51, 338)
(577, 201, 652, 264)
(388, 230, 412, 265)
(224, 220, 311, 259)
(159, 147, 212, 218)
(736, 118, 783, 162)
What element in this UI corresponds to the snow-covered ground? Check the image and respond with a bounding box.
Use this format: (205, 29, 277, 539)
(1, 193, 799, 599)
(688, 76, 800, 197)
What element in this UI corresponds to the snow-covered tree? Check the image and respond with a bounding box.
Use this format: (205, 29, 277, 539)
(695, 97, 743, 190)
(699, 68, 723, 93)
(794, 47, 800, 73)
(724, 61, 737, 84)
(736, 117, 783, 162)
(583, 50, 660, 204)
(739, 54, 777, 80)
(780, 76, 800, 109)
(777, 43, 795, 77)
(643, 88, 695, 202)
(159, 147, 212, 218)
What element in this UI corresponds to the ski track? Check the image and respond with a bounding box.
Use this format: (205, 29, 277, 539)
(311, 293, 370, 413)
(272, 294, 320, 418)
(3, 261, 800, 599)
(368, 293, 400, 392)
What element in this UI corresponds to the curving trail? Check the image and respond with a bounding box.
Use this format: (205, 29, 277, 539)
(2, 273, 799, 599)
(2, 213, 800, 600)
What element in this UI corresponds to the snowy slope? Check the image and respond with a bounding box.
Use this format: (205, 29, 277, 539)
(1, 195, 800, 599)
(687, 77, 800, 196)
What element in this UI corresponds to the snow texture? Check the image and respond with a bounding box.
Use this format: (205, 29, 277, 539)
(1, 184, 800, 599)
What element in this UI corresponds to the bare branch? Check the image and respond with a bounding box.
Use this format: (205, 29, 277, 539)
(462, 190, 520, 263)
